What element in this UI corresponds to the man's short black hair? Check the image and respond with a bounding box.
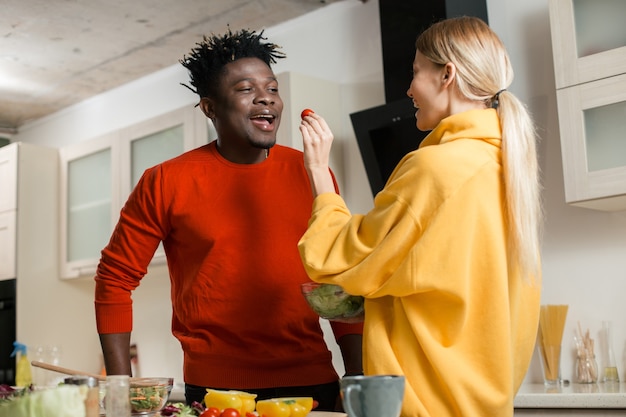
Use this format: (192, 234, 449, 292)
(180, 28, 286, 99)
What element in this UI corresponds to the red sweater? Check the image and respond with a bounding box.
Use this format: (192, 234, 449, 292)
(95, 142, 362, 388)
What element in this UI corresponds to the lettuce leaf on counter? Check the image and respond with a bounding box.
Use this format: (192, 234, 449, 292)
(0, 385, 86, 417)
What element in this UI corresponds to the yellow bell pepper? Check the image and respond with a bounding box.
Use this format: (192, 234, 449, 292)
(255, 399, 291, 417)
(230, 390, 257, 414)
(256, 397, 313, 417)
(204, 389, 258, 414)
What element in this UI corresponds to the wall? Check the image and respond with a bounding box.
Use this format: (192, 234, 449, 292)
(13, 0, 626, 388)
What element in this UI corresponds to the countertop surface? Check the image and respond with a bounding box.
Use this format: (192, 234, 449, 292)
(173, 382, 626, 410)
(514, 382, 626, 409)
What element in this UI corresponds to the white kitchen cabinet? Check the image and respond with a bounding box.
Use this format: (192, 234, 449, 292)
(0, 211, 17, 280)
(549, 0, 626, 211)
(0, 144, 18, 280)
(549, 0, 626, 90)
(0, 143, 18, 213)
(0, 142, 58, 281)
(275, 71, 343, 189)
(276, 71, 341, 151)
(59, 106, 209, 279)
(59, 133, 119, 279)
(554, 74, 626, 210)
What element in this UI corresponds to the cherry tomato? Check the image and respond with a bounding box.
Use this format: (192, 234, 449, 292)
(300, 108, 314, 119)
(200, 407, 221, 417)
(220, 408, 241, 417)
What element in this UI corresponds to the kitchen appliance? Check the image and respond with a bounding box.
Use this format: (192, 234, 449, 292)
(350, 0, 489, 196)
(350, 99, 428, 196)
(0, 278, 16, 385)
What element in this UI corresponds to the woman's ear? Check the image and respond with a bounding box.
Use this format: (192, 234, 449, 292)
(199, 97, 215, 119)
(442, 62, 456, 88)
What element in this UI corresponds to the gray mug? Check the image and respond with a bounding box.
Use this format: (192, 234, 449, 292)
(340, 374, 405, 417)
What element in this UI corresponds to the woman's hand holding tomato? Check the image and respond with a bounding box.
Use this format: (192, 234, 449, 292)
(299, 109, 337, 196)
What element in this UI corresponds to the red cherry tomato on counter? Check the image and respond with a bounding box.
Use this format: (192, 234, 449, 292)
(300, 108, 314, 119)
(200, 407, 221, 417)
(220, 408, 241, 417)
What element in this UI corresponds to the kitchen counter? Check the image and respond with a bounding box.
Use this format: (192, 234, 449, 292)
(172, 382, 626, 415)
(514, 382, 626, 409)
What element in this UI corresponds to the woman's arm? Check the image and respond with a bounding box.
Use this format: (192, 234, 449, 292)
(300, 112, 337, 197)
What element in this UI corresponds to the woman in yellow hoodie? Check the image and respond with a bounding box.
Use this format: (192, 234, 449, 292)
(298, 16, 542, 417)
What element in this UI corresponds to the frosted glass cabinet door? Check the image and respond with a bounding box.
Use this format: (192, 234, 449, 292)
(128, 125, 184, 264)
(549, 0, 626, 88)
(120, 106, 207, 196)
(556, 73, 626, 211)
(130, 125, 184, 187)
(59, 135, 119, 279)
(67, 148, 112, 261)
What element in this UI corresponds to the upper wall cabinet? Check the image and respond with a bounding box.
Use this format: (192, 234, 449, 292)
(0, 144, 17, 213)
(276, 71, 343, 189)
(59, 106, 209, 279)
(0, 143, 18, 280)
(549, 0, 626, 211)
(0, 143, 58, 281)
(549, 0, 626, 89)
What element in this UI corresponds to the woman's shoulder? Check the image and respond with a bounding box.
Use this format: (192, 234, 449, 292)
(388, 139, 497, 193)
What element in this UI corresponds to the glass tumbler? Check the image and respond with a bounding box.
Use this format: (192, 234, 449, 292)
(575, 354, 598, 384)
(105, 375, 131, 417)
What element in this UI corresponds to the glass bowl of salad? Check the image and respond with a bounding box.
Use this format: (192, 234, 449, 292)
(301, 282, 364, 322)
(99, 377, 174, 416)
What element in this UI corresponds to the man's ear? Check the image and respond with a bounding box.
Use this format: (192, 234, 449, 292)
(442, 62, 456, 88)
(199, 97, 215, 119)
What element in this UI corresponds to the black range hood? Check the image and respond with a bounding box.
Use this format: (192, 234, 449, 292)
(351, 0, 489, 196)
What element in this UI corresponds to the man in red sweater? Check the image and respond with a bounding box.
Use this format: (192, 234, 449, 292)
(94, 28, 363, 410)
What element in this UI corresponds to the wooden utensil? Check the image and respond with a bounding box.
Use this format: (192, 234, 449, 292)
(31, 360, 106, 381)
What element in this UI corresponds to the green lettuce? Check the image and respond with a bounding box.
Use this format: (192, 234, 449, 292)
(306, 284, 364, 318)
(0, 385, 86, 417)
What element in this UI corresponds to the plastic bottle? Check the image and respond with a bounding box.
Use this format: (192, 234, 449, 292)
(10, 342, 32, 387)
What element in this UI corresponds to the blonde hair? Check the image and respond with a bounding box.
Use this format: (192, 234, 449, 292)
(416, 16, 543, 280)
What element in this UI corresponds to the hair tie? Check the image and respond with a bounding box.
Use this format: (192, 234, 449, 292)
(491, 89, 506, 109)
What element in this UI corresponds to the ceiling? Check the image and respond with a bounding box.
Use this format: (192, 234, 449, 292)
(0, 0, 350, 134)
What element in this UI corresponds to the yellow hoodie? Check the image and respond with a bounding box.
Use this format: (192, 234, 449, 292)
(298, 109, 541, 417)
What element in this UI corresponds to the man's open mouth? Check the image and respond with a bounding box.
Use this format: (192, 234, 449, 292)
(250, 114, 276, 129)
